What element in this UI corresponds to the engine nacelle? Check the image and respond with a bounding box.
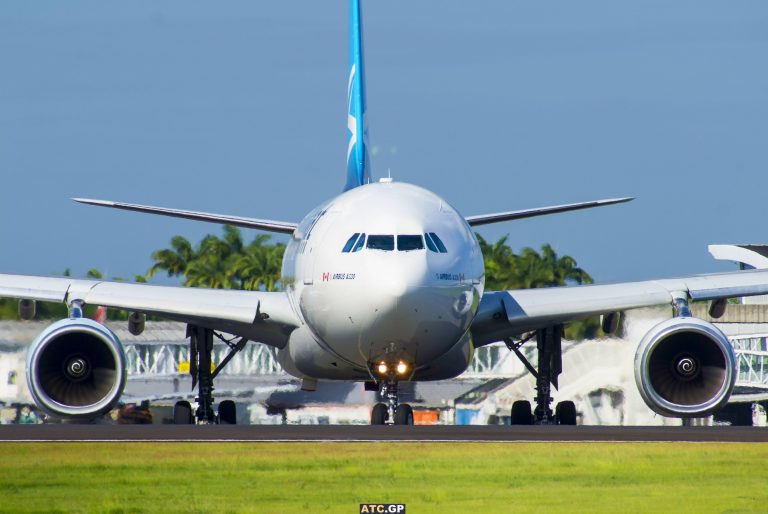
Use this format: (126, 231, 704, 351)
(634, 317, 736, 417)
(26, 318, 126, 420)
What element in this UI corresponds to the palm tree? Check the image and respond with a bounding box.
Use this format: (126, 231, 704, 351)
(539, 243, 592, 286)
(477, 234, 518, 290)
(230, 234, 281, 291)
(181, 232, 241, 289)
(146, 235, 195, 280)
(147, 226, 286, 291)
(478, 234, 599, 339)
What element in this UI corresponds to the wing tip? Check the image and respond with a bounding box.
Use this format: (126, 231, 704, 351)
(602, 196, 634, 204)
(72, 198, 115, 206)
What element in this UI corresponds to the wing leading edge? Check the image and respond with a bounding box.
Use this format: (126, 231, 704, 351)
(0, 273, 299, 348)
(471, 268, 768, 347)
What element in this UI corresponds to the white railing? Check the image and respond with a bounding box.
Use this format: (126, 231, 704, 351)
(125, 341, 284, 378)
(122, 334, 768, 389)
(464, 336, 768, 389)
(732, 335, 768, 388)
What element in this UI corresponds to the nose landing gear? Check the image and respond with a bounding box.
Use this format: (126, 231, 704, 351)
(369, 361, 414, 425)
(371, 380, 414, 425)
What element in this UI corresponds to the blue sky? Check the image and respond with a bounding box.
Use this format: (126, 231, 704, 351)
(1, 1, 766, 284)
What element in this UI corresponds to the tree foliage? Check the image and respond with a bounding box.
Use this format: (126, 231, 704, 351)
(147, 226, 285, 292)
(478, 234, 593, 290)
(477, 234, 600, 339)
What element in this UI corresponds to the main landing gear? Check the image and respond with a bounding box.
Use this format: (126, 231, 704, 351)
(506, 325, 577, 426)
(172, 325, 245, 425)
(370, 379, 414, 426)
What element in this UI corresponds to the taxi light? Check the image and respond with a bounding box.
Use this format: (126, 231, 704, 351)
(377, 362, 388, 374)
(396, 361, 408, 375)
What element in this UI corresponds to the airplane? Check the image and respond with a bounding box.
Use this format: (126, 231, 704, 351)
(2, 0, 767, 426)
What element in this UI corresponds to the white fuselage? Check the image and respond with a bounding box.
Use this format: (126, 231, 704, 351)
(278, 181, 485, 381)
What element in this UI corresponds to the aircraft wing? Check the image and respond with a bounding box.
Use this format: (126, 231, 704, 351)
(73, 198, 298, 234)
(471, 268, 768, 346)
(0, 274, 299, 348)
(464, 197, 633, 227)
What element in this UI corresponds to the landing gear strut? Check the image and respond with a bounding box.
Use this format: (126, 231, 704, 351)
(371, 379, 413, 425)
(507, 325, 576, 425)
(172, 324, 247, 425)
(190, 325, 215, 423)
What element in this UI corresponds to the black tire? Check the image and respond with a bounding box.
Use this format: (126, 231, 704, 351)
(394, 404, 414, 426)
(555, 401, 577, 426)
(511, 400, 532, 425)
(218, 400, 237, 425)
(173, 400, 193, 425)
(371, 403, 388, 425)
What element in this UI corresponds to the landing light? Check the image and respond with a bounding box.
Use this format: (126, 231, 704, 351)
(377, 362, 388, 374)
(396, 361, 408, 375)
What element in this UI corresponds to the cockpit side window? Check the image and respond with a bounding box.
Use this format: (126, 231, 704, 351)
(352, 233, 366, 252)
(367, 235, 395, 251)
(342, 233, 360, 253)
(424, 233, 438, 253)
(428, 232, 448, 253)
(397, 235, 424, 251)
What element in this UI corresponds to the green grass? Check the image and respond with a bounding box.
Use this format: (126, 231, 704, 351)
(0, 442, 766, 513)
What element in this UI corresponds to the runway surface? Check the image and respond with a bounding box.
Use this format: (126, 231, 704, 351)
(1, 424, 768, 442)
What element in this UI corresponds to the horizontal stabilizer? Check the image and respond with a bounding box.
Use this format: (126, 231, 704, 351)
(465, 197, 633, 227)
(73, 198, 297, 234)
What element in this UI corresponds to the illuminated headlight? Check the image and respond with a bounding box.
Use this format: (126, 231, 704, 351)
(396, 361, 408, 375)
(377, 362, 388, 374)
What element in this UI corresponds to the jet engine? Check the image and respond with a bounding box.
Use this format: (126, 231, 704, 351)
(26, 318, 126, 420)
(634, 316, 736, 417)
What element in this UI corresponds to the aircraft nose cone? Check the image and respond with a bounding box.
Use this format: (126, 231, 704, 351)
(381, 276, 407, 300)
(368, 258, 427, 316)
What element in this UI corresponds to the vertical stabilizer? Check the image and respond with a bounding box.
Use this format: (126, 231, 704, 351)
(344, 0, 371, 191)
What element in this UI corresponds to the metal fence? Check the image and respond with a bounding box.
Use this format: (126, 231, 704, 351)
(125, 341, 283, 378)
(122, 334, 768, 390)
(732, 335, 768, 388)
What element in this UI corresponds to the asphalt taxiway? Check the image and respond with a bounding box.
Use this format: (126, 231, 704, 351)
(1, 424, 768, 442)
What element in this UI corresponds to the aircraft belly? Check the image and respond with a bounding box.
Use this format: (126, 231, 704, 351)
(282, 325, 370, 380)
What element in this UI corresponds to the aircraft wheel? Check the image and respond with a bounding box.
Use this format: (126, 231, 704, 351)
(371, 403, 388, 425)
(555, 401, 577, 426)
(394, 404, 414, 425)
(173, 400, 193, 425)
(511, 400, 532, 425)
(218, 400, 237, 425)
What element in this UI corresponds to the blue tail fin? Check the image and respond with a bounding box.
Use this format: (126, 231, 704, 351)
(344, 0, 371, 191)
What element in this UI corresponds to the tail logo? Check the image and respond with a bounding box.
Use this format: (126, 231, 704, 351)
(346, 64, 358, 164)
(344, 0, 370, 191)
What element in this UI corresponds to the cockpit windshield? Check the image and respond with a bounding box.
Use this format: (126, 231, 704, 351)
(367, 235, 395, 251)
(341, 232, 446, 253)
(397, 235, 424, 251)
